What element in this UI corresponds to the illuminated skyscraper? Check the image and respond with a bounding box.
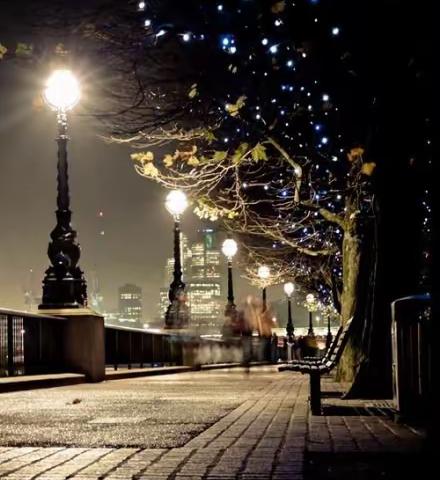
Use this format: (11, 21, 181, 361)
(159, 228, 224, 333)
(118, 284, 143, 327)
(187, 228, 223, 331)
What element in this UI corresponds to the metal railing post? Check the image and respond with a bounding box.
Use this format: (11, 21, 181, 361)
(128, 332, 132, 369)
(140, 334, 144, 368)
(7, 315, 14, 376)
(114, 330, 118, 371)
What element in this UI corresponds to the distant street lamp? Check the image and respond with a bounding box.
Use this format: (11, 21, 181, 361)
(283, 281, 295, 362)
(283, 282, 295, 339)
(164, 190, 190, 328)
(326, 314, 333, 350)
(222, 238, 238, 318)
(306, 293, 316, 336)
(257, 265, 270, 311)
(39, 69, 87, 309)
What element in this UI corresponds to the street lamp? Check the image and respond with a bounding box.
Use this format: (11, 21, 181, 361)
(257, 265, 270, 311)
(39, 69, 87, 309)
(306, 293, 316, 336)
(283, 282, 295, 362)
(164, 190, 190, 328)
(326, 314, 333, 350)
(222, 238, 238, 318)
(283, 282, 295, 338)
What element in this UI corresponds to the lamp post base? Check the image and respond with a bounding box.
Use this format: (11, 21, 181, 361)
(39, 271, 87, 310)
(164, 300, 190, 329)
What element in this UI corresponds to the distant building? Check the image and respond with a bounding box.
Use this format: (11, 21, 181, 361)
(102, 311, 120, 327)
(89, 270, 104, 313)
(187, 228, 223, 332)
(118, 284, 143, 327)
(187, 282, 222, 330)
(159, 228, 224, 333)
(158, 287, 169, 321)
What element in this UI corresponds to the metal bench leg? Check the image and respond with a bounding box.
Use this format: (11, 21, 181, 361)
(309, 372, 322, 415)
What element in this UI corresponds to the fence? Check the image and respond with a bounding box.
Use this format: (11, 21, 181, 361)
(105, 325, 184, 369)
(1, 308, 270, 378)
(0, 309, 65, 376)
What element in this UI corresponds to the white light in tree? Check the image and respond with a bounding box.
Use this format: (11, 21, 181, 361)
(165, 190, 188, 218)
(182, 32, 191, 42)
(284, 282, 294, 297)
(306, 293, 315, 304)
(322, 93, 330, 101)
(138, 1, 146, 11)
(222, 239, 238, 259)
(261, 38, 269, 45)
(144, 19, 152, 27)
(269, 44, 278, 54)
(43, 69, 80, 111)
(332, 27, 340, 36)
(258, 265, 270, 280)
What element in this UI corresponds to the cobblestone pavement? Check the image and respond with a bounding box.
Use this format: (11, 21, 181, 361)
(0, 367, 425, 479)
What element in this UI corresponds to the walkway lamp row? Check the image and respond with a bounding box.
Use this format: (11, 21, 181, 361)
(37, 70, 333, 347)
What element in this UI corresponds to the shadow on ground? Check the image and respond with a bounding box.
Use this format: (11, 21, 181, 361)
(305, 452, 425, 480)
(322, 404, 396, 418)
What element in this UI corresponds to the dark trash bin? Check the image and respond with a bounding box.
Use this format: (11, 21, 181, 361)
(391, 294, 431, 422)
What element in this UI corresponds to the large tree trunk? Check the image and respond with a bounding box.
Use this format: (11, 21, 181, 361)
(336, 197, 392, 398)
(336, 222, 363, 383)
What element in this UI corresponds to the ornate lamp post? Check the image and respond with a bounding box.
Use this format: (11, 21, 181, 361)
(39, 69, 87, 309)
(164, 190, 190, 328)
(283, 281, 295, 362)
(283, 282, 295, 339)
(257, 265, 270, 311)
(326, 314, 333, 350)
(306, 293, 316, 336)
(221, 238, 238, 318)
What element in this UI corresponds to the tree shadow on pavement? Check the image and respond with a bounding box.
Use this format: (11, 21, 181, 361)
(304, 452, 424, 480)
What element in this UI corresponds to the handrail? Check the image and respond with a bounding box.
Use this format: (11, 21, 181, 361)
(0, 308, 64, 321)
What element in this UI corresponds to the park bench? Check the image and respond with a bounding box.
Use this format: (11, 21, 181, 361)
(278, 318, 353, 415)
(282, 324, 344, 367)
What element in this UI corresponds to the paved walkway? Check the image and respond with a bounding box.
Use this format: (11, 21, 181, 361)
(0, 367, 425, 479)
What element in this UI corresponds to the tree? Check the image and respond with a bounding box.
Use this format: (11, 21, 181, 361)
(109, 0, 376, 387)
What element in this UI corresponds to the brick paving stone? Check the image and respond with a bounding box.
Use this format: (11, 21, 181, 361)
(3, 449, 83, 480)
(69, 448, 138, 479)
(35, 448, 109, 480)
(0, 448, 66, 478)
(0, 447, 38, 465)
(4, 450, 84, 480)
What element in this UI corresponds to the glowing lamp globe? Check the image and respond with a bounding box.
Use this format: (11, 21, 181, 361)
(44, 69, 80, 111)
(258, 265, 270, 280)
(306, 293, 315, 304)
(222, 239, 238, 259)
(283, 282, 294, 297)
(165, 190, 188, 217)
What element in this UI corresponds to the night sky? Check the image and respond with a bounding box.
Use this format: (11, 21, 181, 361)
(0, 2, 271, 319)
